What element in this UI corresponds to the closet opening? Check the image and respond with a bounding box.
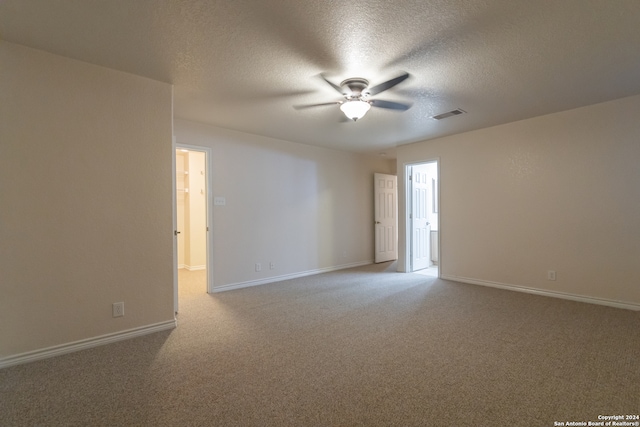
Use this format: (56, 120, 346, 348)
(173, 145, 212, 312)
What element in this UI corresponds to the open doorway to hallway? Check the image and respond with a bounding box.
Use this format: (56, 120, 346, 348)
(407, 161, 439, 277)
(174, 147, 211, 307)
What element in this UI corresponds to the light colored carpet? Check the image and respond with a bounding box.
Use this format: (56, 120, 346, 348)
(178, 268, 207, 298)
(1, 262, 639, 426)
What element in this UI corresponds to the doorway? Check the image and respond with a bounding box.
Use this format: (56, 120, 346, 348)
(173, 145, 212, 312)
(406, 161, 439, 276)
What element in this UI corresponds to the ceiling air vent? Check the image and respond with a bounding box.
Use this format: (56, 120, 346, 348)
(431, 109, 466, 120)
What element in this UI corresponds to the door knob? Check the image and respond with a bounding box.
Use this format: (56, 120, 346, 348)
(375, 221, 381, 224)
(174, 230, 181, 236)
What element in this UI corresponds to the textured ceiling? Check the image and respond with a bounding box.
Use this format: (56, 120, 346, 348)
(2, 0, 640, 155)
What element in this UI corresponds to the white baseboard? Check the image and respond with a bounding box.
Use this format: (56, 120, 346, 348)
(178, 265, 205, 271)
(0, 319, 177, 369)
(212, 260, 374, 293)
(441, 274, 640, 311)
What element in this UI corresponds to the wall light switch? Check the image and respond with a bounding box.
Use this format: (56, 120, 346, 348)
(214, 196, 226, 206)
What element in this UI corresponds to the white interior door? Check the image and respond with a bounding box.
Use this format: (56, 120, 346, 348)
(374, 173, 398, 263)
(410, 165, 431, 271)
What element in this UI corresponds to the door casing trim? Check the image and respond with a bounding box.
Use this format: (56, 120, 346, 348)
(403, 159, 440, 275)
(172, 142, 214, 313)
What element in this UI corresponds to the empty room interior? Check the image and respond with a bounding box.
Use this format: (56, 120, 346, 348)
(1, 1, 639, 426)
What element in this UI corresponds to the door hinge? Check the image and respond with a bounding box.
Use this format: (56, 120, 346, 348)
(409, 175, 413, 181)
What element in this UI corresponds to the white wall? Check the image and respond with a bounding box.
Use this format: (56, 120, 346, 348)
(0, 42, 175, 360)
(174, 119, 394, 290)
(397, 94, 640, 307)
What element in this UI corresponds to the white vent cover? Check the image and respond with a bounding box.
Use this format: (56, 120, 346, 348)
(431, 109, 466, 120)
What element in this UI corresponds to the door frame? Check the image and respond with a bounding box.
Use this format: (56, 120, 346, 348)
(172, 141, 213, 313)
(404, 159, 440, 274)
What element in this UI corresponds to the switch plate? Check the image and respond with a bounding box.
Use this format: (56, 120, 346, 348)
(214, 197, 226, 206)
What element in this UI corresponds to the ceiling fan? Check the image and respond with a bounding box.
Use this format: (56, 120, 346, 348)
(295, 72, 412, 121)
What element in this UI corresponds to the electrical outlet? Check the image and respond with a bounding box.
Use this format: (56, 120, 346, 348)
(547, 270, 556, 281)
(269, 262, 275, 270)
(255, 263, 261, 272)
(112, 302, 124, 317)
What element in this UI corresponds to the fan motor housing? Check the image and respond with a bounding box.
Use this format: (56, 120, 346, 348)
(340, 78, 369, 97)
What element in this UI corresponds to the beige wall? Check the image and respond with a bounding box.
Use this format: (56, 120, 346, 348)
(397, 94, 640, 306)
(0, 42, 175, 358)
(176, 152, 187, 267)
(174, 119, 394, 289)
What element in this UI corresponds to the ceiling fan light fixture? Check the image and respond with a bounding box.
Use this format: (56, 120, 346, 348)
(340, 99, 371, 121)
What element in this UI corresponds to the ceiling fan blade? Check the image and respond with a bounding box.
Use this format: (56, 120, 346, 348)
(370, 99, 412, 111)
(368, 72, 410, 96)
(319, 74, 345, 95)
(294, 101, 341, 110)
